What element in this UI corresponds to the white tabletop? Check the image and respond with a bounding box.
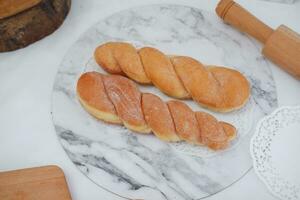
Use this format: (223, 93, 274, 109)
(0, 0, 299, 199)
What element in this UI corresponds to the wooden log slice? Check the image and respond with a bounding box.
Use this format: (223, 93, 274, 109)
(0, 0, 71, 52)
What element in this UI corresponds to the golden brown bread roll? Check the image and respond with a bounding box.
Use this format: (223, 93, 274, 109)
(142, 93, 180, 142)
(103, 75, 151, 134)
(94, 42, 123, 74)
(139, 47, 190, 98)
(207, 66, 250, 111)
(76, 72, 121, 124)
(94, 41, 250, 112)
(195, 112, 228, 150)
(77, 71, 237, 150)
(220, 122, 237, 141)
(94, 42, 151, 83)
(171, 56, 224, 110)
(167, 100, 202, 145)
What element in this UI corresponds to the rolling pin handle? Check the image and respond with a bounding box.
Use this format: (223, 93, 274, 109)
(216, 0, 274, 44)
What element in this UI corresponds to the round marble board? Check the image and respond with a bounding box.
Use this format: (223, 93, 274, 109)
(51, 4, 278, 200)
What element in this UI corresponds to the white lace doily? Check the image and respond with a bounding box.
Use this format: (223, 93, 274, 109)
(251, 106, 300, 200)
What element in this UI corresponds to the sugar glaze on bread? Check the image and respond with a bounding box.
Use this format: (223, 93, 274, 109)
(94, 42, 250, 112)
(77, 72, 237, 150)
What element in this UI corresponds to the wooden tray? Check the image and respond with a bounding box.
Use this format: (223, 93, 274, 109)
(0, 165, 72, 200)
(0, 0, 71, 52)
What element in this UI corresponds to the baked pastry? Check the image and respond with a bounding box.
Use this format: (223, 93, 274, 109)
(94, 42, 250, 112)
(167, 100, 202, 145)
(142, 93, 180, 142)
(77, 72, 121, 124)
(103, 75, 151, 134)
(77, 71, 237, 150)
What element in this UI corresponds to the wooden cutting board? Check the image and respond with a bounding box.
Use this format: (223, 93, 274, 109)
(0, 0, 71, 52)
(0, 165, 72, 200)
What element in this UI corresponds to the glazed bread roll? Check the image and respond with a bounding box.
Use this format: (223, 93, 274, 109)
(167, 100, 202, 145)
(94, 42, 250, 112)
(77, 71, 237, 150)
(139, 47, 190, 98)
(76, 72, 121, 124)
(103, 75, 151, 134)
(142, 93, 180, 142)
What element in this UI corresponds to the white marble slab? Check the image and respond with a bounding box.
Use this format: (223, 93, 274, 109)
(51, 4, 278, 200)
(260, 0, 295, 4)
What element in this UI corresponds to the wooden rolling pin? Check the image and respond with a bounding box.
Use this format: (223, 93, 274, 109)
(216, 0, 300, 79)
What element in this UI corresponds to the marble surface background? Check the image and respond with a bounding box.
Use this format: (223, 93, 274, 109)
(52, 4, 278, 200)
(1, 1, 300, 200)
(260, 0, 295, 4)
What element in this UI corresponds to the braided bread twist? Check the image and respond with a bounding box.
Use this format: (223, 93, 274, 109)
(94, 42, 250, 112)
(77, 72, 237, 150)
